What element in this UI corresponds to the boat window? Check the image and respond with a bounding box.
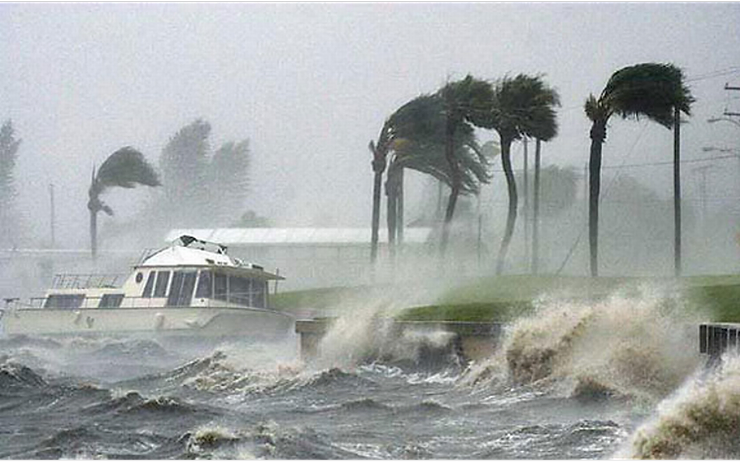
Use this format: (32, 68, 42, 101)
(166, 271, 197, 307)
(142, 271, 156, 297)
(252, 280, 266, 308)
(98, 293, 124, 309)
(229, 275, 251, 306)
(154, 271, 170, 298)
(44, 294, 85, 310)
(214, 272, 228, 301)
(195, 270, 212, 298)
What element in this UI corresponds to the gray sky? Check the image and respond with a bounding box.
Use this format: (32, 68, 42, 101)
(2, 3, 740, 248)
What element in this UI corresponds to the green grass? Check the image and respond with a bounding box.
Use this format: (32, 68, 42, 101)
(272, 274, 740, 323)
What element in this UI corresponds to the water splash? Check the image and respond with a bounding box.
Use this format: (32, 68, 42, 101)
(623, 354, 740, 459)
(460, 287, 704, 401)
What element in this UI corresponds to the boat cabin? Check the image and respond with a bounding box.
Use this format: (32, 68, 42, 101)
(40, 236, 284, 311)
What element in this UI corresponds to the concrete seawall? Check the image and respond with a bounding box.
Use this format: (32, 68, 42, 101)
(297, 319, 738, 365)
(295, 318, 503, 363)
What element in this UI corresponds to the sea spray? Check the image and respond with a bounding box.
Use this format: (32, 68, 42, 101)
(311, 286, 460, 370)
(460, 286, 704, 401)
(624, 354, 740, 459)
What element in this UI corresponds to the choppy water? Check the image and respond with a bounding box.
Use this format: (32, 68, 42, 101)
(1, 289, 738, 459)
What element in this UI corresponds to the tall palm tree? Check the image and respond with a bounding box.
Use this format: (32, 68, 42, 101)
(88, 147, 160, 258)
(489, 74, 560, 275)
(437, 76, 495, 256)
(585, 63, 693, 277)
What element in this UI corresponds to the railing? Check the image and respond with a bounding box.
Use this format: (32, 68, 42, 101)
(8, 295, 270, 312)
(51, 273, 125, 290)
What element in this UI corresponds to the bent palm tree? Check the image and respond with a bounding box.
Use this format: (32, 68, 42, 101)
(88, 147, 160, 258)
(489, 74, 560, 275)
(437, 76, 495, 256)
(378, 93, 493, 260)
(585, 63, 693, 277)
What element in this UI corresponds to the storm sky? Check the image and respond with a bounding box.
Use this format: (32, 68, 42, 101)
(2, 3, 739, 248)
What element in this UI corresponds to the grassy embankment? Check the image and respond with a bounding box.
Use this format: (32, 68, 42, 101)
(271, 275, 740, 323)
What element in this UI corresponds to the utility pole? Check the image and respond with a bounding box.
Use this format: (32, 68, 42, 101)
(49, 184, 55, 248)
(674, 106, 682, 277)
(523, 137, 530, 266)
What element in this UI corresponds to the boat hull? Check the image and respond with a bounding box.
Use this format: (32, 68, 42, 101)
(1, 306, 294, 339)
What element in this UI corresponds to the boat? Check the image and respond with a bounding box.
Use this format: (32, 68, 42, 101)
(0, 235, 294, 339)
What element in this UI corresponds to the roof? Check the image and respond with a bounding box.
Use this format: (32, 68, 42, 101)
(140, 242, 283, 280)
(164, 228, 433, 246)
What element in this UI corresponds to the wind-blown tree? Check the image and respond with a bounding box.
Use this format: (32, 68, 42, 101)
(437, 76, 496, 256)
(370, 92, 494, 262)
(386, 93, 492, 256)
(0, 120, 21, 241)
(207, 140, 251, 224)
(386, 126, 492, 252)
(88, 147, 160, 258)
(585, 63, 693, 277)
(159, 119, 211, 226)
(489, 74, 560, 275)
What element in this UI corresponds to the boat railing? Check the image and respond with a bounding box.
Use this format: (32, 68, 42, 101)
(11, 295, 270, 311)
(51, 273, 125, 290)
(135, 248, 160, 265)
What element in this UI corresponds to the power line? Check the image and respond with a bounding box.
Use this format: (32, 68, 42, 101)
(601, 153, 739, 170)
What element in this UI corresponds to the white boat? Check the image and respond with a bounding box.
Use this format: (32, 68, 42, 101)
(1, 235, 294, 339)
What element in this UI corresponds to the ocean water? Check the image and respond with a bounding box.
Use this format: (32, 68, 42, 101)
(0, 291, 738, 460)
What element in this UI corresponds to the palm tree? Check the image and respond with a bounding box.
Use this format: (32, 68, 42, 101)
(437, 76, 496, 256)
(88, 147, 160, 258)
(489, 74, 560, 275)
(382, 94, 492, 259)
(585, 63, 694, 277)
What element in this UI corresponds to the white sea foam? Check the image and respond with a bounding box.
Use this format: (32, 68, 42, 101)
(619, 353, 740, 459)
(460, 286, 704, 402)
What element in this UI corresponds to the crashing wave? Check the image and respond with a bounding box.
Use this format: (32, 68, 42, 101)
(623, 354, 740, 459)
(0, 359, 47, 389)
(459, 288, 703, 401)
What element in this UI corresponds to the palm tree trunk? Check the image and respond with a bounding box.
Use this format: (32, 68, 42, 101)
(369, 139, 387, 266)
(496, 137, 517, 275)
(397, 167, 404, 247)
(532, 138, 542, 274)
(440, 120, 460, 257)
(386, 170, 398, 264)
(370, 170, 383, 263)
(673, 106, 682, 277)
(90, 208, 98, 260)
(588, 120, 607, 277)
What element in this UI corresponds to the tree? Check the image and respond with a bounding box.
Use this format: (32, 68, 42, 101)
(159, 119, 211, 226)
(207, 140, 251, 224)
(382, 93, 492, 259)
(0, 120, 21, 241)
(88, 147, 160, 258)
(489, 74, 560, 275)
(437, 76, 496, 256)
(585, 63, 693, 277)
